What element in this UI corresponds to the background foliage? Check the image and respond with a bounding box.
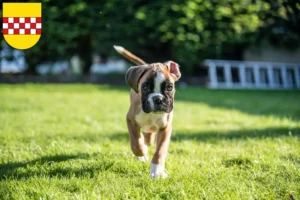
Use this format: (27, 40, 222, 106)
(1, 0, 300, 74)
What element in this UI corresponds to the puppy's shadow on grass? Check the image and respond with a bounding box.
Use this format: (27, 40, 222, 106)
(0, 154, 83, 169)
(0, 154, 84, 180)
(0, 153, 125, 181)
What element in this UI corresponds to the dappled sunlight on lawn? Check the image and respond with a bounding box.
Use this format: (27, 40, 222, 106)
(0, 84, 299, 199)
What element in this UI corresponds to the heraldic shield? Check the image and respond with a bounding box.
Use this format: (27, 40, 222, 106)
(2, 3, 42, 50)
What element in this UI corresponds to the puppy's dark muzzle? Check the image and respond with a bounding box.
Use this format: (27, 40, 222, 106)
(153, 96, 163, 105)
(152, 95, 169, 113)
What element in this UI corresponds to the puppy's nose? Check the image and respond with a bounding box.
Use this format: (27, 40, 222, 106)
(153, 96, 163, 104)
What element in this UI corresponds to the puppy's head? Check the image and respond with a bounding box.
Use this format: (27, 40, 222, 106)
(125, 61, 181, 113)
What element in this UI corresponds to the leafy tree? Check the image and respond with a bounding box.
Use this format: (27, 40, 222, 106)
(257, 0, 300, 49)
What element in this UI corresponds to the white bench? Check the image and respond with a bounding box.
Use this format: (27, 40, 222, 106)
(204, 59, 300, 90)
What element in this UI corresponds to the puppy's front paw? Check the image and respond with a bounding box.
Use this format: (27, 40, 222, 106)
(150, 163, 168, 179)
(150, 171, 168, 179)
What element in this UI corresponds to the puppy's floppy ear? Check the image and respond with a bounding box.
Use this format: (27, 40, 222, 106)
(125, 65, 151, 93)
(165, 61, 181, 81)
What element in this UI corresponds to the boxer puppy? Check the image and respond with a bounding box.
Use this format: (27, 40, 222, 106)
(114, 45, 181, 178)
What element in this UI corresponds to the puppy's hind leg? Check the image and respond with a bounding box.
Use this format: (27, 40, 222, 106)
(144, 132, 156, 146)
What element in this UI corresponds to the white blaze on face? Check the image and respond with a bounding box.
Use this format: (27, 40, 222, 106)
(148, 72, 165, 109)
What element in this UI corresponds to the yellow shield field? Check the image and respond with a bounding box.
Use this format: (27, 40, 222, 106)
(2, 3, 42, 50)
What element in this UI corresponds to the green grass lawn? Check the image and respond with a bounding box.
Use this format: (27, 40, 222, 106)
(0, 84, 299, 199)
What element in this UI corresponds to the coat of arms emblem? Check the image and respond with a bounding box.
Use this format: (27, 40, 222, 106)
(2, 3, 42, 50)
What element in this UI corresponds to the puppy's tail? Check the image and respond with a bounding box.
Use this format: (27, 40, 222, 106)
(113, 45, 147, 66)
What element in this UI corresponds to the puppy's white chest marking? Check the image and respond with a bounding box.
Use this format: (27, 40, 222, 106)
(135, 111, 168, 133)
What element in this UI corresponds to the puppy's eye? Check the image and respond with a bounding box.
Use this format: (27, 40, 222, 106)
(166, 85, 173, 91)
(142, 84, 150, 92)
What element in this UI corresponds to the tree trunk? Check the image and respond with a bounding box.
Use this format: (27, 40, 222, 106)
(78, 35, 92, 74)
